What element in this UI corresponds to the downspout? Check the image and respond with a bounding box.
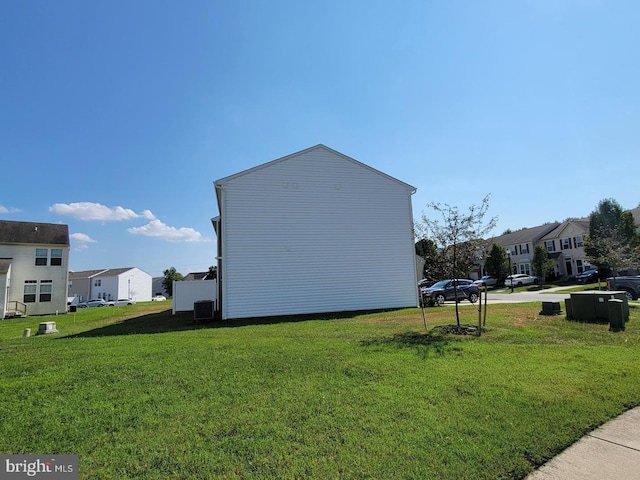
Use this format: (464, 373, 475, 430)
(214, 182, 225, 320)
(407, 187, 419, 306)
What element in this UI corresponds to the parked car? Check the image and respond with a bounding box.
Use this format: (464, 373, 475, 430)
(473, 276, 498, 287)
(114, 298, 136, 306)
(151, 295, 167, 301)
(576, 268, 611, 284)
(418, 278, 436, 288)
(420, 279, 479, 306)
(78, 299, 108, 308)
(505, 274, 539, 287)
(606, 276, 640, 301)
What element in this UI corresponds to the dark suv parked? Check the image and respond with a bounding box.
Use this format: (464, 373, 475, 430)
(576, 268, 611, 284)
(420, 279, 479, 306)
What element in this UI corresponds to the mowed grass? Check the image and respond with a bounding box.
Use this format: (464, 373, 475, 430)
(1, 301, 640, 479)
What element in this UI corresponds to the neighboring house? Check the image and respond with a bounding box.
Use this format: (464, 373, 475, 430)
(630, 206, 640, 227)
(69, 267, 152, 302)
(212, 144, 418, 320)
(183, 271, 208, 281)
(151, 277, 168, 297)
(0, 220, 70, 318)
(538, 219, 590, 278)
(488, 223, 560, 277)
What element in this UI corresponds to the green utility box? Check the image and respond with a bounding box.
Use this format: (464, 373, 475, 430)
(568, 291, 629, 323)
(608, 299, 625, 332)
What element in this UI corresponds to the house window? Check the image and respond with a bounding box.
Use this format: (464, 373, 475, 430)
(509, 246, 517, 256)
(574, 236, 583, 248)
(24, 281, 37, 303)
(561, 238, 571, 250)
(520, 244, 530, 255)
(519, 263, 531, 275)
(94, 279, 101, 287)
(576, 260, 584, 274)
(39, 280, 53, 302)
(50, 248, 63, 266)
(35, 249, 48, 266)
(545, 240, 555, 252)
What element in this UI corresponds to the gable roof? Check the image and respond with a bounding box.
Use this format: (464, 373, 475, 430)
(214, 144, 417, 193)
(69, 267, 149, 280)
(0, 220, 69, 246)
(539, 219, 590, 241)
(95, 267, 137, 278)
(184, 271, 208, 281)
(490, 223, 560, 247)
(69, 269, 109, 280)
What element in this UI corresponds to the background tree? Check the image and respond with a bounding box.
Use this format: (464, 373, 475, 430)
(205, 265, 217, 280)
(415, 238, 447, 280)
(415, 195, 497, 328)
(162, 267, 184, 297)
(584, 198, 640, 274)
(531, 244, 554, 285)
(484, 243, 510, 283)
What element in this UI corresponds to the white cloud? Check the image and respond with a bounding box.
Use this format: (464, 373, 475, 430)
(70, 232, 97, 243)
(128, 219, 210, 242)
(0, 205, 21, 213)
(70, 232, 97, 252)
(49, 202, 157, 221)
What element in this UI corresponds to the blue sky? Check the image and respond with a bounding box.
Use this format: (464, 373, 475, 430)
(1, 1, 638, 277)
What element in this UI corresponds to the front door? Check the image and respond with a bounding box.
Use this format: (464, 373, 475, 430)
(565, 259, 573, 276)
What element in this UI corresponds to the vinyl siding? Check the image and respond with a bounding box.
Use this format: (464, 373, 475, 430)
(219, 147, 417, 319)
(0, 243, 69, 316)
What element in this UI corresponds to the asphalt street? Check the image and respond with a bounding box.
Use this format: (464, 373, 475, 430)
(483, 289, 571, 304)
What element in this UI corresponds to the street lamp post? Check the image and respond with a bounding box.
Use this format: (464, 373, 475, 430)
(507, 250, 514, 293)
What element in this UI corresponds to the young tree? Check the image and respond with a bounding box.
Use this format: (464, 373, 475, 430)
(531, 244, 554, 285)
(484, 243, 510, 283)
(416, 195, 497, 328)
(162, 267, 184, 297)
(584, 198, 640, 274)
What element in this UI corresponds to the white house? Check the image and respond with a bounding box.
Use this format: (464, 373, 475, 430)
(212, 144, 418, 320)
(0, 220, 70, 318)
(69, 267, 152, 302)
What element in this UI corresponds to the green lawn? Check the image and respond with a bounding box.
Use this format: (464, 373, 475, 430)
(1, 302, 640, 479)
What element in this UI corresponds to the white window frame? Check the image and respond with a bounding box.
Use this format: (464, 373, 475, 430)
(35, 248, 48, 266)
(39, 280, 53, 302)
(24, 280, 37, 303)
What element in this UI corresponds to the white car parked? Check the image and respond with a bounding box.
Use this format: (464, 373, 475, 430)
(473, 276, 498, 287)
(114, 298, 136, 306)
(79, 299, 108, 308)
(151, 295, 167, 301)
(505, 274, 539, 287)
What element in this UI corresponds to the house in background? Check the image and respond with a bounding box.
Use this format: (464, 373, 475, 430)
(183, 271, 208, 281)
(0, 220, 70, 318)
(69, 267, 152, 302)
(538, 219, 591, 278)
(212, 144, 418, 320)
(488, 223, 560, 277)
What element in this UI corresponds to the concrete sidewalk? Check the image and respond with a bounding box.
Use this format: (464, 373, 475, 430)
(526, 407, 640, 479)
